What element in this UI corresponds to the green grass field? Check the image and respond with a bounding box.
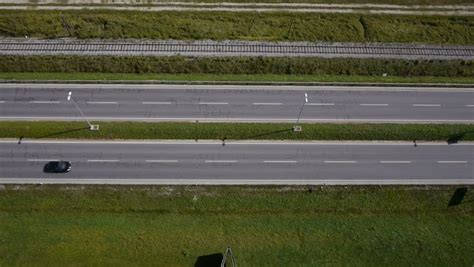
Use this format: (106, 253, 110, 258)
(2, 72, 474, 84)
(1, 121, 473, 142)
(1, 10, 473, 44)
(0, 185, 472, 265)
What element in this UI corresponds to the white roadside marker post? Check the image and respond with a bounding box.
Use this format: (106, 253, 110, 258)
(67, 91, 99, 131)
(293, 93, 308, 132)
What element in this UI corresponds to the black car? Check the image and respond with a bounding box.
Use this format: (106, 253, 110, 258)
(43, 161, 72, 173)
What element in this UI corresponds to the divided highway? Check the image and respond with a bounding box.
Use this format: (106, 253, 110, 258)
(0, 84, 473, 123)
(0, 140, 473, 184)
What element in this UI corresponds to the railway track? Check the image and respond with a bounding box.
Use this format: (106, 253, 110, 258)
(1, 39, 473, 60)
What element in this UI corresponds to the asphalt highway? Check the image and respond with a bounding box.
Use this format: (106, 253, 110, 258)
(0, 84, 473, 123)
(0, 140, 472, 184)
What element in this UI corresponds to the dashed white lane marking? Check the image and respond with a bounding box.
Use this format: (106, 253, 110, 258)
(360, 103, 389, 106)
(263, 160, 297, 163)
(0, 101, 5, 103)
(142, 102, 172, 105)
(146, 159, 179, 163)
(27, 159, 59, 162)
(252, 102, 283, 106)
(198, 102, 229, 105)
(29, 101, 60, 104)
(324, 160, 357, 163)
(86, 102, 118, 104)
(437, 161, 468, 164)
(413, 104, 441, 107)
(306, 103, 335, 106)
(380, 161, 412, 164)
(465, 105, 474, 107)
(87, 159, 120, 162)
(205, 160, 238, 163)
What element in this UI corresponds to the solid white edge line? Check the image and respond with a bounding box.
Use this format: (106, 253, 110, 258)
(142, 102, 172, 105)
(263, 160, 297, 163)
(146, 160, 178, 163)
(437, 161, 468, 164)
(205, 160, 238, 163)
(87, 159, 120, 162)
(2, 84, 473, 93)
(1, 178, 473, 185)
(380, 161, 412, 164)
(1, 116, 473, 123)
(86, 102, 118, 104)
(2, 139, 474, 146)
(324, 161, 357, 163)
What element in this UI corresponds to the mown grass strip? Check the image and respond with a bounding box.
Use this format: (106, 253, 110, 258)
(1, 56, 472, 78)
(2, 72, 474, 84)
(2, 121, 474, 141)
(0, 185, 472, 266)
(1, 10, 473, 44)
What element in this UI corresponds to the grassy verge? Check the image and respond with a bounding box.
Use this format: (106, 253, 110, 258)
(1, 121, 474, 141)
(2, 72, 474, 84)
(1, 56, 472, 78)
(0, 185, 472, 265)
(1, 10, 473, 44)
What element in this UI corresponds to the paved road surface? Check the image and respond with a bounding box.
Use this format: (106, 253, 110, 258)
(0, 84, 473, 123)
(0, 140, 472, 184)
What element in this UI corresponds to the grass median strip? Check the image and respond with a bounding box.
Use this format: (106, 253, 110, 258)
(1, 121, 473, 141)
(0, 56, 473, 79)
(1, 10, 473, 44)
(0, 185, 472, 265)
